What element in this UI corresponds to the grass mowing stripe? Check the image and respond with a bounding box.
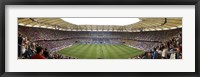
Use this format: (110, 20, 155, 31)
(108, 44, 125, 59)
(114, 45, 129, 58)
(59, 44, 84, 58)
(83, 44, 96, 58)
(119, 45, 137, 52)
(96, 44, 102, 58)
(79, 44, 92, 58)
(116, 45, 137, 55)
(58, 44, 78, 53)
(63, 44, 85, 55)
(120, 45, 145, 57)
(120, 44, 144, 56)
(118, 45, 143, 55)
(62, 44, 89, 58)
(64, 44, 81, 50)
(74, 44, 92, 58)
(121, 44, 142, 52)
(101, 44, 108, 58)
(117, 45, 144, 57)
(107, 44, 124, 59)
(114, 45, 130, 54)
(58, 44, 83, 55)
(102, 44, 112, 59)
(130, 51, 145, 57)
(57, 44, 145, 59)
(113, 45, 131, 58)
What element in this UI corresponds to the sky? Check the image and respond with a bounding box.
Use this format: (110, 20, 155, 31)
(61, 18, 140, 26)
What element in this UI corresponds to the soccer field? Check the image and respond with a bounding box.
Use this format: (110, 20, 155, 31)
(57, 44, 144, 59)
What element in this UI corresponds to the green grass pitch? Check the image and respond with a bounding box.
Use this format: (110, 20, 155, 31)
(57, 44, 144, 59)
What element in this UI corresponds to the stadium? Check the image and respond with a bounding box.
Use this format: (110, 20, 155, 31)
(18, 17, 182, 59)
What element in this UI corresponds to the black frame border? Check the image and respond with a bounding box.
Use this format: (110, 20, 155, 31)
(0, 0, 200, 77)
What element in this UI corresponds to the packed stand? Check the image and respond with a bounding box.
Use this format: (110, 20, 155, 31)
(129, 32, 182, 59)
(18, 26, 182, 59)
(18, 33, 77, 59)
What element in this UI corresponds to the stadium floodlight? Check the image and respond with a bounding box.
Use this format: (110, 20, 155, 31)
(33, 25, 40, 27)
(40, 26, 46, 28)
(163, 28, 169, 30)
(47, 26, 53, 29)
(149, 28, 155, 31)
(26, 24, 32, 27)
(171, 27, 178, 29)
(61, 18, 140, 26)
(177, 25, 182, 28)
(18, 23, 24, 26)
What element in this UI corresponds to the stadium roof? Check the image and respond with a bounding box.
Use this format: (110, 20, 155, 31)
(18, 17, 182, 32)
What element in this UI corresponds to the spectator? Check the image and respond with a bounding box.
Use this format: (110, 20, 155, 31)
(152, 48, 158, 59)
(18, 33, 23, 57)
(43, 48, 50, 59)
(31, 46, 45, 59)
(162, 45, 169, 59)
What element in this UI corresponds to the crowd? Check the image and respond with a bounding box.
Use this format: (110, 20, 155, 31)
(35, 39, 74, 52)
(19, 26, 181, 42)
(130, 32, 182, 59)
(128, 29, 181, 42)
(129, 41, 161, 51)
(18, 33, 77, 59)
(18, 26, 182, 59)
(19, 26, 73, 41)
(75, 38, 122, 44)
